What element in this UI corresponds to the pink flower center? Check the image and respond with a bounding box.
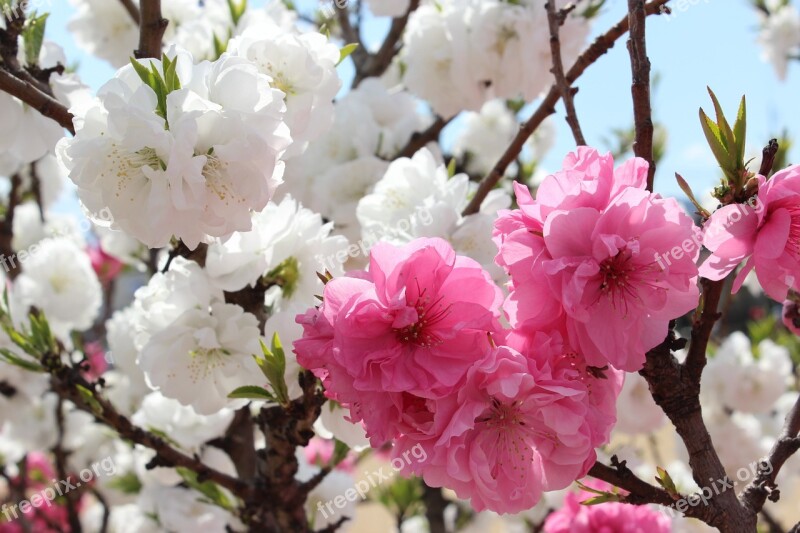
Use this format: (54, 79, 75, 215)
(476, 398, 540, 481)
(595, 247, 660, 313)
(787, 205, 800, 259)
(394, 290, 452, 348)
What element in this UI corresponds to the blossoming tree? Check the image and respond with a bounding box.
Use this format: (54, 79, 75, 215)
(0, 0, 798, 532)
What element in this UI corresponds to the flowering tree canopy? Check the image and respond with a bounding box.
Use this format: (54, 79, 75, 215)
(0, 0, 799, 532)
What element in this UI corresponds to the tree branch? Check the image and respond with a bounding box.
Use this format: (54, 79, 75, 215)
(740, 394, 800, 514)
(0, 69, 75, 134)
(46, 360, 251, 499)
(354, 0, 420, 85)
(395, 116, 451, 159)
(626, 0, 656, 191)
(462, 0, 671, 216)
(546, 0, 586, 146)
(135, 0, 168, 59)
(119, 0, 141, 24)
(683, 278, 725, 383)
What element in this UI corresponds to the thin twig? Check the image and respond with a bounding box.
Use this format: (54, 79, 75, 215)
(395, 117, 451, 158)
(545, 0, 586, 145)
(119, 0, 141, 24)
(462, 0, 671, 216)
(135, 0, 168, 59)
(626, 0, 656, 191)
(741, 395, 800, 514)
(354, 0, 420, 86)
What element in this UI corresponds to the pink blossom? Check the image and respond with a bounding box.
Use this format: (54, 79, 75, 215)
(82, 341, 109, 380)
(303, 437, 357, 473)
(495, 149, 700, 371)
(88, 244, 124, 286)
(544, 480, 671, 533)
(394, 337, 619, 514)
(700, 164, 800, 301)
(294, 238, 502, 445)
(784, 298, 800, 335)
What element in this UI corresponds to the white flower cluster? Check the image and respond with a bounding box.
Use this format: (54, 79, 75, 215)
(281, 78, 428, 241)
(58, 51, 291, 249)
(755, 0, 800, 80)
(401, 0, 590, 117)
(357, 147, 510, 276)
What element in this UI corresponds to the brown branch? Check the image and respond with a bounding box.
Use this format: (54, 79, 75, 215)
(0, 69, 75, 134)
(462, 0, 671, 216)
(626, 0, 656, 191)
(119, 0, 141, 24)
(46, 361, 251, 499)
(422, 484, 448, 533)
(546, 0, 586, 146)
(354, 0, 420, 85)
(395, 117, 451, 159)
(740, 395, 800, 515)
(335, 4, 368, 73)
(53, 397, 83, 533)
(683, 278, 725, 383)
(135, 0, 168, 59)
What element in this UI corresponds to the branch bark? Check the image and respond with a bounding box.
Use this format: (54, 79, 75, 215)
(395, 117, 451, 158)
(0, 69, 75, 134)
(135, 0, 168, 59)
(626, 0, 656, 191)
(462, 0, 671, 216)
(545, 0, 586, 146)
(353, 0, 420, 86)
(740, 395, 800, 515)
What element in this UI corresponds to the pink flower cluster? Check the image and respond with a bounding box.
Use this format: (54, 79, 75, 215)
(494, 148, 701, 371)
(700, 164, 800, 301)
(294, 238, 621, 513)
(544, 480, 671, 532)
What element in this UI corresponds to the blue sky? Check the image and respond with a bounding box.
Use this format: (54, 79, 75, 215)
(45, 0, 799, 202)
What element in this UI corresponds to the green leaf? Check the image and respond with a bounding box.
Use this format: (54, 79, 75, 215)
(106, 472, 143, 494)
(23, 12, 49, 67)
(580, 493, 623, 505)
(675, 173, 711, 218)
(0, 348, 43, 372)
(176, 467, 234, 511)
(130, 57, 157, 91)
(76, 385, 103, 415)
(655, 466, 680, 498)
(447, 157, 457, 178)
(227, 385, 277, 401)
(213, 32, 229, 60)
(337, 43, 359, 66)
(733, 95, 747, 164)
(707, 87, 734, 153)
(226, 0, 247, 25)
(330, 439, 350, 468)
(251, 333, 290, 405)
